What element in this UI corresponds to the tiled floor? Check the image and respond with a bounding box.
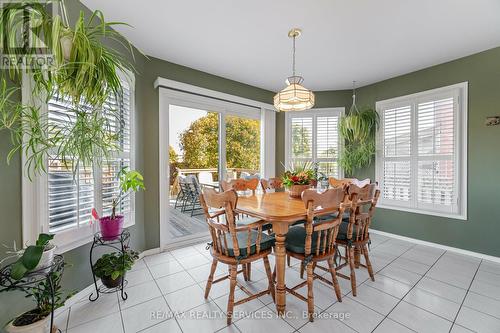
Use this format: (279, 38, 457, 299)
(55, 234, 500, 333)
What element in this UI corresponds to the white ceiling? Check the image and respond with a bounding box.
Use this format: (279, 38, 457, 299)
(82, 0, 500, 92)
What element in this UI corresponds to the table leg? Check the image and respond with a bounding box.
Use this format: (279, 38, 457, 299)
(273, 222, 289, 315)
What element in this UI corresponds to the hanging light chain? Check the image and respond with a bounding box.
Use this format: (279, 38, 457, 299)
(292, 34, 296, 77)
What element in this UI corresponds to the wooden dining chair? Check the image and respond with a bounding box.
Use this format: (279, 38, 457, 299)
(335, 183, 380, 296)
(260, 178, 283, 193)
(221, 178, 259, 195)
(284, 188, 347, 322)
(200, 188, 275, 324)
(328, 177, 356, 189)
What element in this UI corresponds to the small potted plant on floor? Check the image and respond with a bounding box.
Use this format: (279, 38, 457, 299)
(282, 162, 316, 198)
(3, 271, 71, 333)
(98, 168, 145, 240)
(93, 250, 139, 288)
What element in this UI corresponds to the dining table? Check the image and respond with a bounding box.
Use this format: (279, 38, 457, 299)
(235, 191, 308, 315)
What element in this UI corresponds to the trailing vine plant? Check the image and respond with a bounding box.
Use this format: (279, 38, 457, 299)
(338, 82, 379, 175)
(0, 0, 141, 177)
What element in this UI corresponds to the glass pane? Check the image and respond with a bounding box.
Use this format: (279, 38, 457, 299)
(418, 160, 454, 206)
(225, 115, 260, 180)
(383, 106, 411, 157)
(168, 105, 219, 240)
(291, 117, 313, 158)
(383, 160, 411, 202)
(317, 116, 339, 159)
(102, 158, 131, 217)
(317, 161, 338, 178)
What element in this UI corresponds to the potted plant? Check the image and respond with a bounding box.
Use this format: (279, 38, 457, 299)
(98, 168, 145, 240)
(93, 250, 139, 288)
(281, 162, 316, 198)
(0, 234, 56, 281)
(3, 271, 72, 333)
(338, 84, 380, 175)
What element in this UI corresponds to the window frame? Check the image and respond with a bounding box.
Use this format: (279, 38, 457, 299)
(375, 82, 468, 220)
(284, 107, 345, 179)
(22, 70, 136, 253)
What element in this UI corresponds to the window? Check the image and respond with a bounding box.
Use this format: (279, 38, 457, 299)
(23, 72, 135, 252)
(285, 108, 344, 178)
(375, 83, 467, 219)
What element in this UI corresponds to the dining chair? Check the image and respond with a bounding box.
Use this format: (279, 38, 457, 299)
(260, 177, 283, 193)
(200, 188, 276, 324)
(283, 188, 347, 322)
(221, 178, 259, 195)
(335, 183, 380, 296)
(328, 177, 356, 189)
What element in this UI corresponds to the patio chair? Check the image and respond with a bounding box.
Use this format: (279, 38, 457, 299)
(335, 183, 380, 296)
(283, 188, 347, 322)
(200, 188, 275, 325)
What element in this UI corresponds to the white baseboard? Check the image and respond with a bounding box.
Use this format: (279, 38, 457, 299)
(371, 229, 500, 264)
(139, 247, 161, 259)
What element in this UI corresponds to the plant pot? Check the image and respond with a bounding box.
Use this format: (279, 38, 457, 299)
(99, 215, 124, 240)
(4, 310, 54, 333)
(34, 244, 56, 273)
(288, 184, 311, 198)
(60, 35, 73, 61)
(100, 273, 125, 289)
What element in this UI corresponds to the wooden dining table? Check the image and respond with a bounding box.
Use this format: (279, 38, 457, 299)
(235, 191, 308, 315)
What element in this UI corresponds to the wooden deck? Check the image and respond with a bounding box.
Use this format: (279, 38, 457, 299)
(168, 200, 207, 238)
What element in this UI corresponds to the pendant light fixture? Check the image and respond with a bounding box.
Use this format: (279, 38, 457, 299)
(274, 28, 315, 112)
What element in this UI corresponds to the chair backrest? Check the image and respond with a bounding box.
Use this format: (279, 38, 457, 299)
(200, 188, 266, 258)
(344, 183, 380, 241)
(260, 178, 283, 193)
(328, 177, 356, 189)
(300, 188, 347, 257)
(186, 175, 201, 195)
(220, 178, 259, 195)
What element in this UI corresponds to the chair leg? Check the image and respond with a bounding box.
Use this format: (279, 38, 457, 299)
(354, 247, 361, 269)
(204, 259, 218, 299)
(363, 245, 375, 281)
(327, 257, 342, 302)
(300, 261, 305, 279)
(348, 246, 357, 296)
(242, 263, 248, 281)
(306, 262, 315, 322)
(287, 254, 291, 267)
(227, 265, 238, 325)
(263, 256, 276, 303)
(247, 262, 252, 281)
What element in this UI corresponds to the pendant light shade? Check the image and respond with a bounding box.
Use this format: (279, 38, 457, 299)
(274, 29, 315, 112)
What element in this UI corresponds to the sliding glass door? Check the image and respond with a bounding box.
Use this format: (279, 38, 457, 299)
(166, 101, 262, 244)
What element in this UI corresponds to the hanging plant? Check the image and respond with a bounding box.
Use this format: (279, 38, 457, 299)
(338, 82, 379, 175)
(0, 1, 142, 176)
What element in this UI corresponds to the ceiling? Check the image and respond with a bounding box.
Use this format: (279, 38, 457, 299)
(82, 0, 500, 92)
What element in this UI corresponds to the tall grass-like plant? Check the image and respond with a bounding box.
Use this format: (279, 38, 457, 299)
(338, 87, 379, 175)
(0, 1, 142, 176)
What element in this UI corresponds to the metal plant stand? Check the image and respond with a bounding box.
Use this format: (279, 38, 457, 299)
(89, 229, 130, 302)
(0, 255, 65, 333)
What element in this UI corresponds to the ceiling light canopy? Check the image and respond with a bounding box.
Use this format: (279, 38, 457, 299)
(274, 28, 315, 112)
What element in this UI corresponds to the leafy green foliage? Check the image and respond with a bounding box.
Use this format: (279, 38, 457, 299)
(177, 113, 260, 171)
(93, 250, 139, 280)
(110, 167, 145, 219)
(339, 107, 379, 175)
(0, 2, 141, 177)
(291, 124, 311, 158)
(10, 233, 54, 280)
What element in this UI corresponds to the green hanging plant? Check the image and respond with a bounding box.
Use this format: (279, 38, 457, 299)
(338, 83, 379, 175)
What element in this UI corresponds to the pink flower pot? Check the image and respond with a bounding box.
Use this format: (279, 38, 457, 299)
(99, 215, 124, 240)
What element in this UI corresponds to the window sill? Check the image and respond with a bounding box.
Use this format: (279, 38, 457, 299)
(377, 204, 467, 221)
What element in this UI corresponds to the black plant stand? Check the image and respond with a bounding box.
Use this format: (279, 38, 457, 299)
(89, 229, 130, 302)
(0, 255, 65, 333)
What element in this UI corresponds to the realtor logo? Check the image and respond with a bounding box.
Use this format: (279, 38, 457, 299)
(0, 0, 57, 69)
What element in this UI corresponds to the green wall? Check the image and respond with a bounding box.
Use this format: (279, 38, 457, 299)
(354, 47, 500, 257)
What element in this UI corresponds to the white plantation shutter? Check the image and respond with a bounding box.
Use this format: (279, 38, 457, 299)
(417, 97, 456, 213)
(286, 108, 343, 178)
(46, 73, 135, 234)
(376, 84, 467, 218)
(380, 105, 412, 206)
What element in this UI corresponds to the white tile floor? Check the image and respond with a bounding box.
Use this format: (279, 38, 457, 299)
(55, 234, 500, 333)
